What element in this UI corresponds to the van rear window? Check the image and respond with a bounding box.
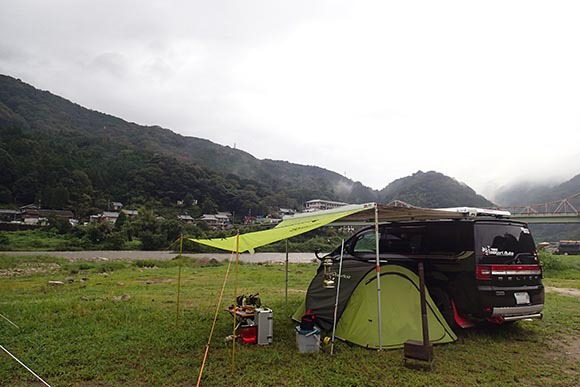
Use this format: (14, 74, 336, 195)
(475, 223, 536, 264)
(350, 222, 473, 256)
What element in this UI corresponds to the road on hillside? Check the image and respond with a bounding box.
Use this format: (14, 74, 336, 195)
(0, 250, 318, 263)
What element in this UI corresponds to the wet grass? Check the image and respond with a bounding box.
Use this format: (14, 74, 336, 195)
(0, 254, 579, 386)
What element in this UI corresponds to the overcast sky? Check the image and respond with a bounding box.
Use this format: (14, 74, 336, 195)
(1, 1, 579, 198)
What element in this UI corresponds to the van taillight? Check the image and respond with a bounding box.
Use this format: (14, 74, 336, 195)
(476, 265, 491, 280)
(490, 264, 542, 276)
(476, 264, 542, 280)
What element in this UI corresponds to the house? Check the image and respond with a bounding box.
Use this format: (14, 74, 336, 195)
(200, 212, 232, 229)
(96, 211, 120, 224)
(111, 202, 123, 211)
(0, 209, 21, 223)
(20, 204, 40, 224)
(304, 199, 349, 212)
(123, 209, 138, 217)
(279, 208, 296, 216)
(89, 209, 138, 224)
(19, 205, 75, 225)
(178, 215, 195, 224)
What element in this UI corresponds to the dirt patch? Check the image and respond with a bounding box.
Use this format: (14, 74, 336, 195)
(545, 286, 580, 298)
(561, 338, 580, 362)
(142, 278, 175, 285)
(553, 337, 580, 363)
(286, 289, 307, 294)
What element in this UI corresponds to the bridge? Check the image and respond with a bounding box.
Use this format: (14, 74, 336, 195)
(495, 193, 580, 224)
(387, 193, 580, 224)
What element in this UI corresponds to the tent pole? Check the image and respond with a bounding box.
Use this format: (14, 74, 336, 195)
(418, 262, 430, 347)
(231, 233, 240, 372)
(374, 204, 383, 350)
(285, 239, 289, 317)
(176, 233, 183, 326)
(196, 250, 235, 387)
(330, 239, 345, 355)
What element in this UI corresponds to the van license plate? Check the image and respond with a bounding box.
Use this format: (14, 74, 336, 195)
(514, 292, 530, 305)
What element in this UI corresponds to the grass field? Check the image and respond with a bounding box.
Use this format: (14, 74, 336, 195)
(1, 254, 579, 386)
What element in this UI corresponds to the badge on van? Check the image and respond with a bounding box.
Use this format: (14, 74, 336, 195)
(481, 246, 514, 257)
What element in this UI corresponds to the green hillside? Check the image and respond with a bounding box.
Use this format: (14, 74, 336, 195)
(0, 74, 495, 219)
(0, 75, 378, 216)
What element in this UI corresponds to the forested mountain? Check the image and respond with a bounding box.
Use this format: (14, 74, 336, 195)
(0, 74, 494, 219)
(0, 74, 378, 218)
(378, 171, 494, 208)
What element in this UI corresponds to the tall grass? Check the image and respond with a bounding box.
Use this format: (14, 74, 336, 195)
(540, 251, 580, 279)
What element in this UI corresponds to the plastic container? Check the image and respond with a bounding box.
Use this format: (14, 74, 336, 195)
(295, 326, 320, 353)
(241, 325, 257, 344)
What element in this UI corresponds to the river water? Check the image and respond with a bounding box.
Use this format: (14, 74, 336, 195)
(0, 250, 319, 263)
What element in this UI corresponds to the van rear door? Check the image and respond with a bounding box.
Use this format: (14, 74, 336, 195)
(474, 221, 544, 321)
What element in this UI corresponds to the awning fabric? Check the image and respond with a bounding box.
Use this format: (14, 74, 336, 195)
(189, 203, 374, 253)
(189, 203, 465, 253)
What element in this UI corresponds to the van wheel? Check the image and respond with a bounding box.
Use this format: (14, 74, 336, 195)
(429, 288, 459, 331)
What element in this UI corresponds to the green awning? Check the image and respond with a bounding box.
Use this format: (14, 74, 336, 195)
(189, 203, 375, 253)
(190, 203, 465, 253)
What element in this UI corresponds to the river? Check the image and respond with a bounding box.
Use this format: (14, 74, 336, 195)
(0, 250, 318, 263)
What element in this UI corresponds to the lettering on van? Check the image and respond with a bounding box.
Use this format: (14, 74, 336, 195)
(481, 246, 515, 257)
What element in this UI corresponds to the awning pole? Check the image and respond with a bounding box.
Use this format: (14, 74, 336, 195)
(330, 239, 345, 355)
(374, 204, 383, 350)
(176, 233, 183, 326)
(285, 239, 289, 317)
(231, 233, 240, 372)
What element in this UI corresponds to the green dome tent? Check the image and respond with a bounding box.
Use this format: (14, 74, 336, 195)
(293, 263, 457, 349)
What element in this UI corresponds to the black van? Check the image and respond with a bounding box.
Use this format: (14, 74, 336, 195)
(327, 218, 544, 329)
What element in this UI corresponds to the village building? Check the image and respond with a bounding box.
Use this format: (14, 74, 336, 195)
(279, 208, 296, 216)
(18, 204, 75, 225)
(199, 212, 232, 229)
(304, 199, 349, 212)
(111, 202, 123, 211)
(177, 215, 195, 224)
(89, 209, 138, 224)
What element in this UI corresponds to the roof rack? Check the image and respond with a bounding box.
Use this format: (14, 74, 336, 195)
(435, 207, 511, 218)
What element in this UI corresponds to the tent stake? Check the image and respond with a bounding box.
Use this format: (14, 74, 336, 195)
(374, 204, 383, 350)
(330, 239, 345, 355)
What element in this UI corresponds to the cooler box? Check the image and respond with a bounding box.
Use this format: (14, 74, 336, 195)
(241, 325, 257, 344)
(295, 327, 320, 353)
(255, 307, 273, 345)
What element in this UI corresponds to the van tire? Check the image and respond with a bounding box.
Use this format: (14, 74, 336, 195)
(429, 287, 459, 331)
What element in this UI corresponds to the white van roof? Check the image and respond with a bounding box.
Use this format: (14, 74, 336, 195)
(436, 207, 511, 218)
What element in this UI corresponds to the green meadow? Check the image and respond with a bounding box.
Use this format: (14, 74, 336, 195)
(0, 253, 579, 386)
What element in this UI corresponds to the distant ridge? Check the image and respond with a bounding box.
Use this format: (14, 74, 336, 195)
(378, 171, 494, 208)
